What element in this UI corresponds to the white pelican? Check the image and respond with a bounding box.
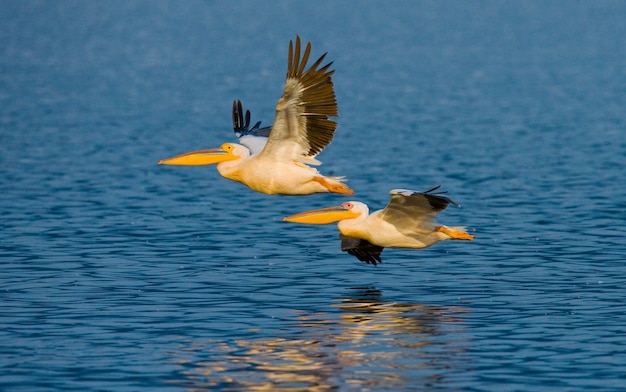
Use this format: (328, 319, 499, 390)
(283, 186, 474, 265)
(158, 36, 354, 196)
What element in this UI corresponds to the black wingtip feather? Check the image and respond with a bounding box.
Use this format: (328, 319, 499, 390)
(341, 235, 384, 266)
(422, 185, 461, 210)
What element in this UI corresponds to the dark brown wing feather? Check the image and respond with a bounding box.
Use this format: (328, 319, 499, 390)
(261, 35, 338, 161)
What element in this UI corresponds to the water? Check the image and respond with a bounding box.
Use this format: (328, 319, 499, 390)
(1, 1, 625, 390)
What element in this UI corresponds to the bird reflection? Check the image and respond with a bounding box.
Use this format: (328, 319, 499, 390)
(335, 287, 451, 341)
(169, 288, 469, 391)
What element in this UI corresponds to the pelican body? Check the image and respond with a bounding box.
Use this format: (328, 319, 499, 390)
(158, 36, 353, 196)
(283, 186, 474, 265)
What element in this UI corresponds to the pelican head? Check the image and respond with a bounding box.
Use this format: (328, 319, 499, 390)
(283, 201, 366, 224)
(158, 143, 247, 166)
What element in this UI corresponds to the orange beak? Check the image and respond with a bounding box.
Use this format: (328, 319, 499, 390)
(158, 146, 238, 166)
(283, 205, 361, 224)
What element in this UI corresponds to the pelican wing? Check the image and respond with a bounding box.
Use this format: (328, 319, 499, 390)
(340, 234, 384, 266)
(380, 186, 460, 234)
(259, 36, 338, 164)
(232, 99, 271, 155)
(232, 99, 272, 138)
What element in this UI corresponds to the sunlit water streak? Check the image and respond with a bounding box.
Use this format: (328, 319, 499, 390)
(169, 288, 471, 391)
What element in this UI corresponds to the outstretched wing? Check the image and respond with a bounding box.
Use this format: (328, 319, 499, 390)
(232, 99, 272, 138)
(340, 234, 384, 266)
(258, 35, 338, 165)
(231, 99, 272, 155)
(379, 186, 460, 234)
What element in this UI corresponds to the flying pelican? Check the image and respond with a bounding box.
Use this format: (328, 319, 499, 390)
(158, 36, 354, 196)
(283, 186, 474, 265)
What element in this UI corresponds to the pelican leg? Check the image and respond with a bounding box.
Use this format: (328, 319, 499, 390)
(436, 226, 475, 240)
(313, 176, 354, 195)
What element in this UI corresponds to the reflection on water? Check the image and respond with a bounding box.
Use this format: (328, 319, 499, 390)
(170, 288, 469, 391)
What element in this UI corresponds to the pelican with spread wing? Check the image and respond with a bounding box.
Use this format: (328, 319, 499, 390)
(158, 36, 353, 196)
(283, 186, 474, 265)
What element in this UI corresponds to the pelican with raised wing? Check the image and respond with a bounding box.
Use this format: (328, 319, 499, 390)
(158, 36, 353, 196)
(283, 186, 474, 265)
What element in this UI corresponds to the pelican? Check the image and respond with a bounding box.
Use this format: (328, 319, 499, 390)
(283, 186, 474, 265)
(158, 36, 354, 196)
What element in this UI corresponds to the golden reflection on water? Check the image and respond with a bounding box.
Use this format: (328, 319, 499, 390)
(170, 288, 469, 391)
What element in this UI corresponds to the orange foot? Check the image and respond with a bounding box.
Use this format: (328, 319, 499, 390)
(436, 226, 475, 240)
(313, 176, 354, 195)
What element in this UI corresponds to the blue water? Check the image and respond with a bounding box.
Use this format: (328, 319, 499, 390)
(2, 1, 625, 390)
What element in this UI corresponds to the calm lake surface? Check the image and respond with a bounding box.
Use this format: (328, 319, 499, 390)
(1, 1, 625, 390)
